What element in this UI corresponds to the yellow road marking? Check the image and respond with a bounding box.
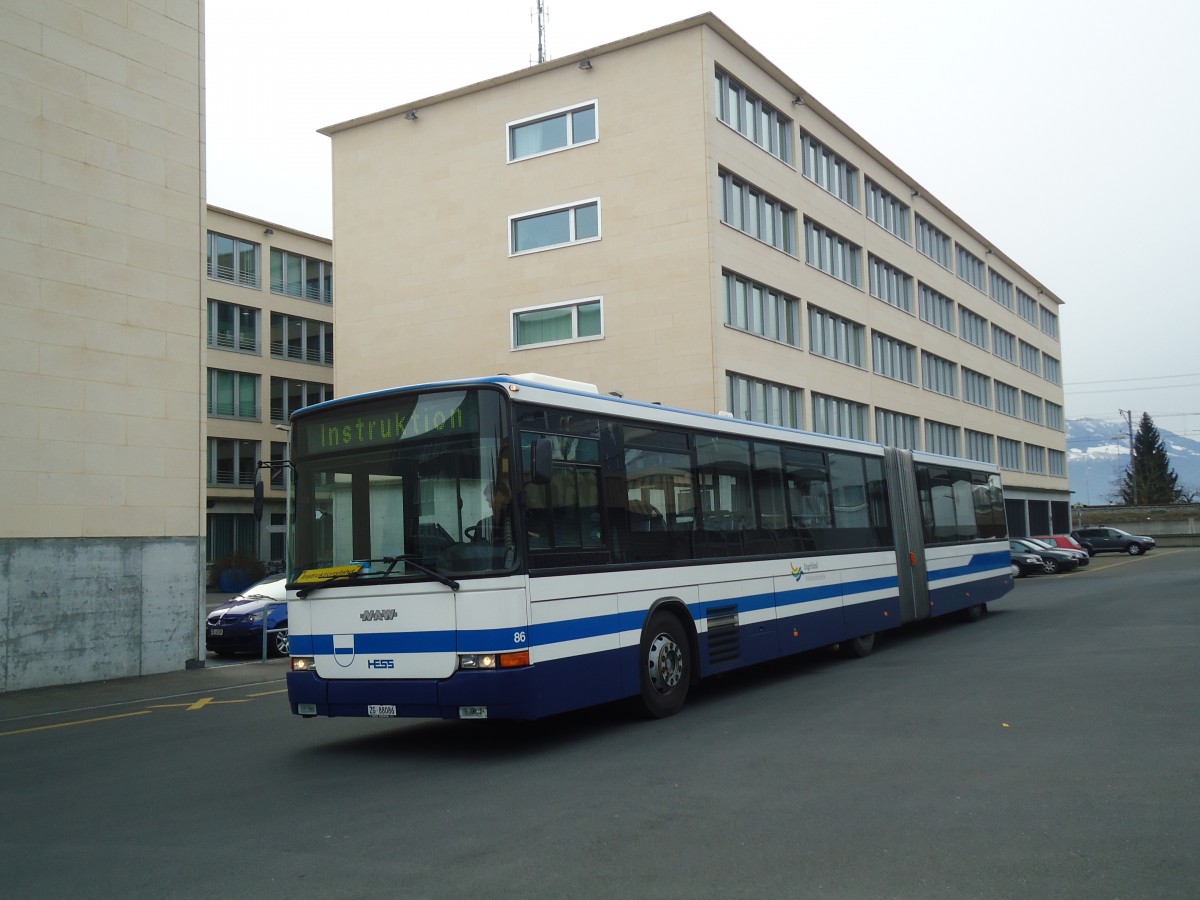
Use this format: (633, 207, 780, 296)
(246, 688, 288, 698)
(0, 709, 154, 737)
(145, 697, 252, 711)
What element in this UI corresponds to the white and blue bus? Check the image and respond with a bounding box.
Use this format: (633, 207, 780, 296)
(281, 373, 1011, 721)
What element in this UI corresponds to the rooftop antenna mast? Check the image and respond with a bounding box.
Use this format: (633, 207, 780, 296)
(535, 0, 548, 64)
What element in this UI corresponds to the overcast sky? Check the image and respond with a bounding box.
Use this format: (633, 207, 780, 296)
(205, 0, 1200, 438)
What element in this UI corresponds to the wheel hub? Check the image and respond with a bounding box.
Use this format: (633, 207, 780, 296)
(647, 632, 683, 694)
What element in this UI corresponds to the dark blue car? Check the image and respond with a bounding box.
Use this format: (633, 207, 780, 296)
(206, 576, 289, 657)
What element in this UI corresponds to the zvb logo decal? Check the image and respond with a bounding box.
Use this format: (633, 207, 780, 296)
(790, 562, 804, 582)
(333, 634, 355, 667)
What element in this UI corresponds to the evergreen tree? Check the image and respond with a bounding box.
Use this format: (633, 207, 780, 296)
(1118, 412, 1182, 504)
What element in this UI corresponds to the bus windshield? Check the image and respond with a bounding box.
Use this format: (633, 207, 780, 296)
(287, 386, 516, 584)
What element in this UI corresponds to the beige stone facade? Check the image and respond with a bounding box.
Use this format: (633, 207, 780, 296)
(325, 13, 1069, 533)
(203, 206, 333, 573)
(0, 0, 205, 690)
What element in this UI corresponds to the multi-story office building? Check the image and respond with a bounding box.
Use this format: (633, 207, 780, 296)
(324, 13, 1069, 534)
(203, 207, 335, 571)
(1, 0, 205, 690)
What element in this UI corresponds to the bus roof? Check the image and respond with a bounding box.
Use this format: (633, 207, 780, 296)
(290, 373, 1001, 473)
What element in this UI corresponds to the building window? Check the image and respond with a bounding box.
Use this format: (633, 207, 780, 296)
(512, 298, 603, 348)
(508, 101, 597, 161)
(714, 69, 792, 163)
(925, 420, 960, 457)
(809, 306, 865, 367)
(1046, 401, 1064, 431)
(919, 283, 955, 333)
(962, 368, 991, 408)
(270, 249, 332, 303)
(801, 133, 859, 207)
(868, 255, 913, 312)
(1019, 340, 1042, 375)
(992, 325, 1016, 363)
(865, 179, 910, 241)
(206, 231, 259, 288)
(996, 381, 1019, 417)
(1042, 356, 1062, 386)
(207, 299, 259, 353)
(724, 271, 800, 346)
(804, 218, 861, 287)
(922, 351, 958, 398)
(812, 393, 868, 440)
(206, 513, 257, 562)
(208, 437, 259, 488)
(207, 369, 259, 420)
(875, 408, 920, 449)
(719, 170, 796, 253)
(965, 429, 994, 463)
(1048, 448, 1066, 477)
(915, 216, 951, 269)
(959, 306, 989, 350)
(270, 377, 333, 423)
(270, 313, 333, 365)
(1017, 289, 1039, 325)
(1040, 305, 1059, 339)
(989, 270, 1014, 309)
(1025, 443, 1045, 474)
(726, 372, 802, 428)
(510, 199, 600, 254)
(1022, 391, 1043, 425)
(998, 437, 1022, 470)
(956, 245, 986, 293)
(871, 331, 916, 384)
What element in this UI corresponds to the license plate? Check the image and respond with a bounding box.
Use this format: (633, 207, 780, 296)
(209, 628, 223, 636)
(367, 705, 397, 717)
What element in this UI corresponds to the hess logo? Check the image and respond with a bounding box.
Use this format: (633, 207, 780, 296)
(367, 659, 395, 669)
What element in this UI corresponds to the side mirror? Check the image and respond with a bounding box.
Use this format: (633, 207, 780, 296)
(530, 437, 553, 485)
(252, 479, 264, 521)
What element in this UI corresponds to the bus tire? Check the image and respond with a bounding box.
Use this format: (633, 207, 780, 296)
(840, 632, 875, 658)
(961, 602, 987, 623)
(638, 611, 691, 718)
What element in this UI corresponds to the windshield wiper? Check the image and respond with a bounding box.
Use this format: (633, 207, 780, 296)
(382, 555, 460, 592)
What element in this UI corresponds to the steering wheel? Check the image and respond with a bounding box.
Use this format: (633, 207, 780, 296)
(464, 524, 480, 542)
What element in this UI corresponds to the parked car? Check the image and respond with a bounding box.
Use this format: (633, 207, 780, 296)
(1010, 546, 1045, 578)
(1070, 526, 1156, 556)
(1010, 538, 1080, 575)
(1025, 537, 1089, 567)
(1035, 534, 1088, 553)
(206, 575, 289, 657)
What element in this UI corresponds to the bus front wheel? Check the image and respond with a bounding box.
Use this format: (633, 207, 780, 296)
(638, 611, 691, 718)
(840, 632, 875, 658)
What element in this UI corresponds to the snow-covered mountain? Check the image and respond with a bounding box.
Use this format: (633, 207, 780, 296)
(1067, 417, 1200, 504)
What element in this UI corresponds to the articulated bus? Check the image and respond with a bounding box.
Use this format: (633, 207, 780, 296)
(280, 373, 1011, 721)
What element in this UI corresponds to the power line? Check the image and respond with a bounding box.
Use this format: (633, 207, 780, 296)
(1066, 382, 1200, 396)
(1065, 372, 1200, 386)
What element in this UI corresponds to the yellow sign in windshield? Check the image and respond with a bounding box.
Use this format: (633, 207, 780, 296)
(295, 564, 363, 584)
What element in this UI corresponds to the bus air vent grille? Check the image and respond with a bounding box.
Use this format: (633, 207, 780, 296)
(706, 604, 740, 665)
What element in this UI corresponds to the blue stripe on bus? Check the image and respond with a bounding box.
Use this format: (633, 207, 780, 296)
(291, 571, 910, 657)
(928, 550, 1010, 583)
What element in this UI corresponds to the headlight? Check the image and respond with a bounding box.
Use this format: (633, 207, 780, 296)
(291, 656, 317, 672)
(245, 611, 263, 623)
(459, 654, 497, 670)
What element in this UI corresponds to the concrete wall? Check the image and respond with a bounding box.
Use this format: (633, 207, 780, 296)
(0, 537, 201, 691)
(0, 0, 206, 690)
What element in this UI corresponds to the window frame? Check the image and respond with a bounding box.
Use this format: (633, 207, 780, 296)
(511, 297, 604, 350)
(507, 101, 599, 162)
(509, 198, 601, 256)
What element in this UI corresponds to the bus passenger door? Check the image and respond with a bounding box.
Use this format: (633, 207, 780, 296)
(884, 448, 929, 623)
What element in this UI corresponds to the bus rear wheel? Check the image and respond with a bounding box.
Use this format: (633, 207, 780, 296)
(840, 632, 875, 658)
(638, 611, 691, 718)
